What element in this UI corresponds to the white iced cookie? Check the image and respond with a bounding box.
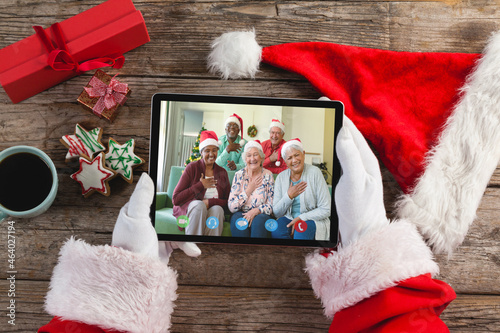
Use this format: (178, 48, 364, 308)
(60, 123, 105, 161)
(105, 138, 145, 183)
(71, 153, 116, 197)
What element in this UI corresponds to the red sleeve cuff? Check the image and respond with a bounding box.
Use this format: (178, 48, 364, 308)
(331, 274, 455, 333)
(38, 316, 123, 333)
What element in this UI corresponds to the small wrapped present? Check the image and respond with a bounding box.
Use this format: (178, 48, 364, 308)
(78, 70, 130, 122)
(0, 0, 149, 104)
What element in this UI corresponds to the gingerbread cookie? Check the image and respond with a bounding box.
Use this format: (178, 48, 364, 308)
(105, 138, 145, 183)
(71, 153, 116, 197)
(61, 123, 105, 161)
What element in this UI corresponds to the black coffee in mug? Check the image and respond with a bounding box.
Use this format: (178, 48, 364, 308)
(0, 152, 53, 212)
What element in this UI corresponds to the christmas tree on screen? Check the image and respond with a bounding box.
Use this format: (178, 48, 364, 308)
(185, 125, 207, 166)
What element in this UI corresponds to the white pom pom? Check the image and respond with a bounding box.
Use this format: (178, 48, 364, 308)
(207, 29, 262, 79)
(276, 161, 280, 166)
(218, 140, 222, 145)
(240, 139, 246, 145)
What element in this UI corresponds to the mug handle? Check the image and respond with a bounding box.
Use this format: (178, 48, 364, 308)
(0, 211, 7, 223)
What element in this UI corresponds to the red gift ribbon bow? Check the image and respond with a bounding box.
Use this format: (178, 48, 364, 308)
(84, 75, 128, 115)
(33, 23, 125, 73)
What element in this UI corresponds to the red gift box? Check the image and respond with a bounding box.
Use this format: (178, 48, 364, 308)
(0, 0, 149, 104)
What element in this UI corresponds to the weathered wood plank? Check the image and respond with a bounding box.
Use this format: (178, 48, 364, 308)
(0, 280, 498, 332)
(0, 1, 498, 84)
(441, 294, 500, 332)
(0, 75, 320, 105)
(0, 199, 498, 293)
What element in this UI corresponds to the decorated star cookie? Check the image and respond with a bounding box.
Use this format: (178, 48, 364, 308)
(61, 123, 105, 161)
(71, 153, 116, 197)
(105, 138, 145, 183)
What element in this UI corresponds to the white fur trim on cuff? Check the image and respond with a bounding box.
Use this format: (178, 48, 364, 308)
(305, 220, 438, 319)
(45, 237, 178, 333)
(396, 30, 500, 256)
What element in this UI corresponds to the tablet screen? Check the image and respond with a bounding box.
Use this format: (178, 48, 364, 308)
(149, 94, 343, 247)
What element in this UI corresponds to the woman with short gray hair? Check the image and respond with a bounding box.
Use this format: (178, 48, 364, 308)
(228, 140, 274, 237)
(272, 138, 331, 240)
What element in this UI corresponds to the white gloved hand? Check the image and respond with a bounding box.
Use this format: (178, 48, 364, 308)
(335, 116, 388, 247)
(112, 173, 201, 264)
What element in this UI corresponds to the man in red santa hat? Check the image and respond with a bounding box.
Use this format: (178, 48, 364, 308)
(261, 118, 288, 174)
(216, 113, 247, 171)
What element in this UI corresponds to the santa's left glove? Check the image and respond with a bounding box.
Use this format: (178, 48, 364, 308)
(38, 173, 200, 333)
(305, 117, 455, 333)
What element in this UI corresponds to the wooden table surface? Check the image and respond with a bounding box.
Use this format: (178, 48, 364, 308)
(0, 0, 499, 332)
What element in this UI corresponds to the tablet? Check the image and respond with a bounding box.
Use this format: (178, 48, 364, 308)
(149, 93, 343, 247)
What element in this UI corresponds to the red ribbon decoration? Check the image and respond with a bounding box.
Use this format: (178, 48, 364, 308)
(33, 23, 125, 73)
(84, 75, 128, 115)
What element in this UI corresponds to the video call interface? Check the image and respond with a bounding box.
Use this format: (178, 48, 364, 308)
(151, 95, 340, 246)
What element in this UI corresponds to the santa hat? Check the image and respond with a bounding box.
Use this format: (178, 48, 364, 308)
(207, 30, 500, 255)
(269, 119, 285, 167)
(244, 139, 264, 155)
(199, 130, 219, 152)
(281, 138, 303, 160)
(224, 113, 246, 145)
(269, 119, 285, 133)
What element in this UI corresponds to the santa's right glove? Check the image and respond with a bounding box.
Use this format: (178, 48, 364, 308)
(305, 117, 455, 333)
(39, 174, 200, 333)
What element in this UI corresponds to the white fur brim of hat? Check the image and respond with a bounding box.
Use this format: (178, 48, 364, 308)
(225, 115, 241, 128)
(281, 139, 303, 159)
(395, 31, 500, 255)
(208, 29, 500, 256)
(244, 140, 263, 153)
(270, 121, 285, 132)
(199, 138, 219, 152)
(44, 237, 178, 333)
(305, 220, 438, 318)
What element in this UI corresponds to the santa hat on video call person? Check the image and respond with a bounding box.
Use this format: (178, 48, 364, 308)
(244, 139, 263, 154)
(281, 138, 303, 160)
(270, 119, 285, 166)
(207, 29, 500, 257)
(270, 118, 285, 133)
(199, 130, 220, 152)
(225, 113, 245, 145)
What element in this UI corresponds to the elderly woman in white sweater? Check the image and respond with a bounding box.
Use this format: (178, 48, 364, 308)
(272, 138, 331, 240)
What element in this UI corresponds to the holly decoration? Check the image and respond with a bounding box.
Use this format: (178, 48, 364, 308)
(247, 125, 257, 138)
(185, 125, 207, 166)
